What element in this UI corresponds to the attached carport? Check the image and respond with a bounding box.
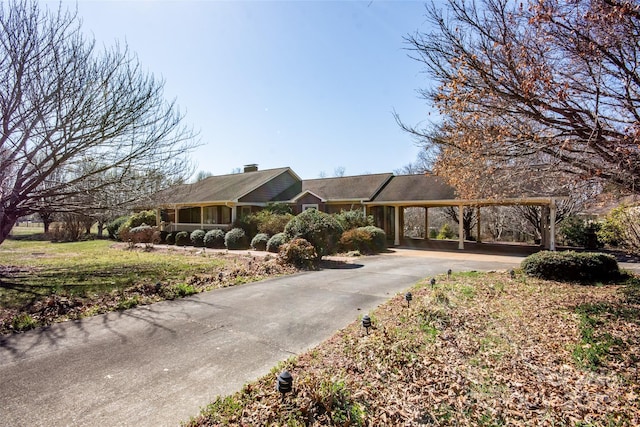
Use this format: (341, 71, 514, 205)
(365, 174, 567, 251)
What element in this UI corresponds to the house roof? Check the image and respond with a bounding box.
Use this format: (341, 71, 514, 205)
(300, 173, 393, 202)
(371, 174, 457, 204)
(159, 167, 297, 205)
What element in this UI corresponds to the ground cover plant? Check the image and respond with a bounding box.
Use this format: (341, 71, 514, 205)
(187, 270, 640, 426)
(0, 229, 296, 334)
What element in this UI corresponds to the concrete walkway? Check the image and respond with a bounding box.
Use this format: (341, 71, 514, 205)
(0, 251, 523, 426)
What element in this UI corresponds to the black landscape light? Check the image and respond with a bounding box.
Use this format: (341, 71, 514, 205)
(362, 314, 372, 334)
(405, 291, 412, 307)
(276, 370, 293, 401)
(447, 269, 452, 279)
(430, 277, 436, 288)
(510, 269, 516, 279)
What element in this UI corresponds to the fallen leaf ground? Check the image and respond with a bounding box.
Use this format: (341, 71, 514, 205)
(187, 271, 640, 426)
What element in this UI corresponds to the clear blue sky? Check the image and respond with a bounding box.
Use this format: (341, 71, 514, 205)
(60, 0, 438, 180)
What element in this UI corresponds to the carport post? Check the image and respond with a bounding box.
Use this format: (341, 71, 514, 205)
(458, 204, 464, 250)
(425, 207, 429, 240)
(549, 199, 557, 251)
(394, 205, 400, 246)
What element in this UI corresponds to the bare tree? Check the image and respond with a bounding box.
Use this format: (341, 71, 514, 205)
(0, 1, 197, 244)
(399, 0, 640, 196)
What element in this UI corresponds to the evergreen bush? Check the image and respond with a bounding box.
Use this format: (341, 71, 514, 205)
(267, 233, 287, 253)
(339, 226, 386, 254)
(165, 231, 177, 245)
(225, 227, 249, 250)
(190, 229, 206, 247)
(251, 233, 269, 251)
(175, 231, 190, 246)
(521, 251, 621, 283)
(106, 215, 129, 240)
(284, 209, 343, 260)
(204, 229, 225, 248)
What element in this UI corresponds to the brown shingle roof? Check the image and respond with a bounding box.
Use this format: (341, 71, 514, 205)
(300, 173, 393, 201)
(373, 174, 457, 203)
(160, 167, 296, 205)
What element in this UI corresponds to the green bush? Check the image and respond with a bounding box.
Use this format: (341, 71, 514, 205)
(191, 229, 206, 247)
(521, 251, 621, 283)
(204, 229, 225, 248)
(279, 238, 317, 268)
(339, 226, 386, 254)
(233, 215, 259, 240)
(437, 223, 455, 240)
(559, 216, 601, 248)
(334, 209, 373, 231)
(255, 210, 294, 236)
(128, 210, 157, 228)
(251, 233, 269, 251)
(597, 205, 640, 254)
(175, 231, 190, 246)
(106, 215, 129, 240)
(267, 232, 287, 253)
(225, 227, 249, 250)
(165, 231, 177, 245)
(284, 209, 344, 260)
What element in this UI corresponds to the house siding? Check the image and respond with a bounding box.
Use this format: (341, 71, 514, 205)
(239, 171, 300, 203)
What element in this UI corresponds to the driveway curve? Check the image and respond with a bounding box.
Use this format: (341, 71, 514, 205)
(0, 250, 523, 427)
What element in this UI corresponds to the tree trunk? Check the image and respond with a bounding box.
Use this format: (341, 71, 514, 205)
(0, 212, 18, 245)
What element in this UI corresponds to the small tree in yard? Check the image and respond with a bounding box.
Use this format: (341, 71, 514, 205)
(284, 209, 343, 260)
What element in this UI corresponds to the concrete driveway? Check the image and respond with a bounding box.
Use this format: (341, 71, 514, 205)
(0, 250, 523, 427)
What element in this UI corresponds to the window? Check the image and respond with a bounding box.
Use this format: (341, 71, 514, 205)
(203, 206, 217, 224)
(302, 204, 318, 211)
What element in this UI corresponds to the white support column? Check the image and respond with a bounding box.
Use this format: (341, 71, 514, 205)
(458, 204, 465, 250)
(476, 206, 482, 243)
(425, 207, 429, 240)
(200, 206, 204, 229)
(174, 208, 178, 231)
(394, 206, 400, 246)
(549, 199, 557, 251)
(231, 206, 237, 224)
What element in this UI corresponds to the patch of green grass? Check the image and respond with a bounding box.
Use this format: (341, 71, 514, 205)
(572, 303, 626, 370)
(11, 313, 38, 332)
(116, 295, 141, 310)
(0, 239, 224, 310)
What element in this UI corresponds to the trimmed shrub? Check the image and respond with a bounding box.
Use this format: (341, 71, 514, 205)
(279, 238, 317, 268)
(175, 231, 190, 246)
(267, 232, 287, 253)
(362, 226, 386, 252)
(191, 229, 206, 247)
(339, 226, 387, 254)
(251, 233, 269, 251)
(225, 227, 249, 250)
(521, 251, 621, 283)
(106, 215, 129, 240)
(165, 231, 177, 245)
(334, 209, 373, 231)
(204, 229, 225, 249)
(284, 209, 344, 260)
